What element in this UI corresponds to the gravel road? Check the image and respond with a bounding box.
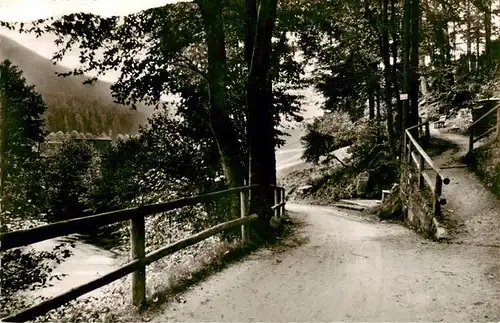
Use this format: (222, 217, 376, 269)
(152, 204, 500, 322)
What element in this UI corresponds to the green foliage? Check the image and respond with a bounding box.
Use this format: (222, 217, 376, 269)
(0, 60, 47, 218)
(345, 120, 399, 199)
(301, 112, 355, 164)
(41, 140, 97, 222)
(301, 113, 399, 200)
(315, 53, 375, 120)
(305, 166, 358, 202)
(474, 140, 500, 198)
(42, 85, 141, 135)
(0, 243, 74, 318)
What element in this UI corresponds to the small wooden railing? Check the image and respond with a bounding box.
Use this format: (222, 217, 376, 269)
(404, 121, 450, 219)
(467, 102, 500, 155)
(417, 117, 431, 146)
(0, 184, 286, 322)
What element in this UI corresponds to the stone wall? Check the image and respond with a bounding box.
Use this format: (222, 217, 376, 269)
(400, 166, 448, 240)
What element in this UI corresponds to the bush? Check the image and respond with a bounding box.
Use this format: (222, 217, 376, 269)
(298, 113, 399, 202)
(41, 140, 98, 222)
(474, 139, 500, 198)
(0, 222, 74, 318)
(301, 112, 355, 164)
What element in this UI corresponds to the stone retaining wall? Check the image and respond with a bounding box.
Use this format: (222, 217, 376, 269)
(400, 166, 448, 240)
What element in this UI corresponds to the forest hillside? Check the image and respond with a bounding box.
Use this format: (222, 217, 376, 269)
(0, 34, 151, 136)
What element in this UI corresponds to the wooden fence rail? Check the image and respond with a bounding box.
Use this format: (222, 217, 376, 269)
(1, 184, 286, 322)
(0, 185, 261, 251)
(405, 122, 449, 219)
(467, 103, 500, 157)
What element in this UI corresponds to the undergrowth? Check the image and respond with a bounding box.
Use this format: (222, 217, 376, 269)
(474, 139, 500, 198)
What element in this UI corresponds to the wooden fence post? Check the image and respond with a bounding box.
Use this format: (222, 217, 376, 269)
(240, 188, 249, 244)
(433, 174, 443, 219)
(469, 128, 474, 154)
(418, 154, 425, 189)
(130, 215, 146, 307)
(274, 188, 280, 218)
(421, 122, 430, 148)
(281, 188, 285, 216)
(403, 133, 407, 163)
(407, 142, 412, 164)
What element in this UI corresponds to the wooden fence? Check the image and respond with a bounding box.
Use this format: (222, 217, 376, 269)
(467, 102, 500, 157)
(404, 121, 450, 219)
(0, 184, 286, 322)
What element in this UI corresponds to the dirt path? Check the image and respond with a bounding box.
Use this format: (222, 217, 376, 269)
(150, 204, 500, 322)
(429, 128, 500, 247)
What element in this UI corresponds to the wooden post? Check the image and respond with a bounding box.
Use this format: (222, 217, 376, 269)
(423, 122, 430, 148)
(240, 189, 249, 244)
(469, 128, 474, 154)
(433, 174, 443, 219)
(418, 154, 425, 188)
(403, 133, 407, 163)
(130, 215, 146, 307)
(281, 187, 285, 216)
(407, 142, 412, 164)
(274, 187, 279, 218)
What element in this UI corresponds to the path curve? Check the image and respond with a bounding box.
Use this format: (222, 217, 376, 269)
(430, 128, 500, 246)
(152, 204, 500, 322)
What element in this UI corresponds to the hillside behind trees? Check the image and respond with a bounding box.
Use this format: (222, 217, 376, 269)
(0, 34, 150, 136)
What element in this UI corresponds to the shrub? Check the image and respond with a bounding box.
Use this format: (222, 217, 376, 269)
(0, 221, 74, 318)
(299, 113, 399, 201)
(301, 112, 355, 164)
(41, 140, 98, 222)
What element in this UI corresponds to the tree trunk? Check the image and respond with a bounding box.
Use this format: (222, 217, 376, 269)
(485, 0, 492, 68)
(368, 83, 375, 120)
(409, 0, 420, 138)
(376, 79, 381, 121)
(476, 25, 480, 70)
(466, 0, 472, 72)
(381, 0, 396, 157)
(443, 16, 452, 65)
(391, 0, 402, 143)
(0, 72, 4, 217)
(402, 0, 411, 150)
(452, 21, 457, 62)
(368, 62, 378, 120)
(246, 0, 279, 240)
(245, 0, 258, 67)
(197, 0, 245, 216)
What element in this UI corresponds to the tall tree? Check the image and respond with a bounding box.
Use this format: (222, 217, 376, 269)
(390, 0, 403, 138)
(0, 60, 46, 219)
(196, 0, 246, 189)
(409, 0, 421, 134)
(467, 0, 473, 72)
(381, 0, 396, 156)
(402, 0, 411, 137)
(246, 0, 280, 235)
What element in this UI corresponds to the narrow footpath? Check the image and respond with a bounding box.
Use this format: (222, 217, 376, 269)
(430, 127, 500, 247)
(150, 204, 500, 322)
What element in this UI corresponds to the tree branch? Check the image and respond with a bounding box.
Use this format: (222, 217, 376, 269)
(174, 55, 208, 80)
